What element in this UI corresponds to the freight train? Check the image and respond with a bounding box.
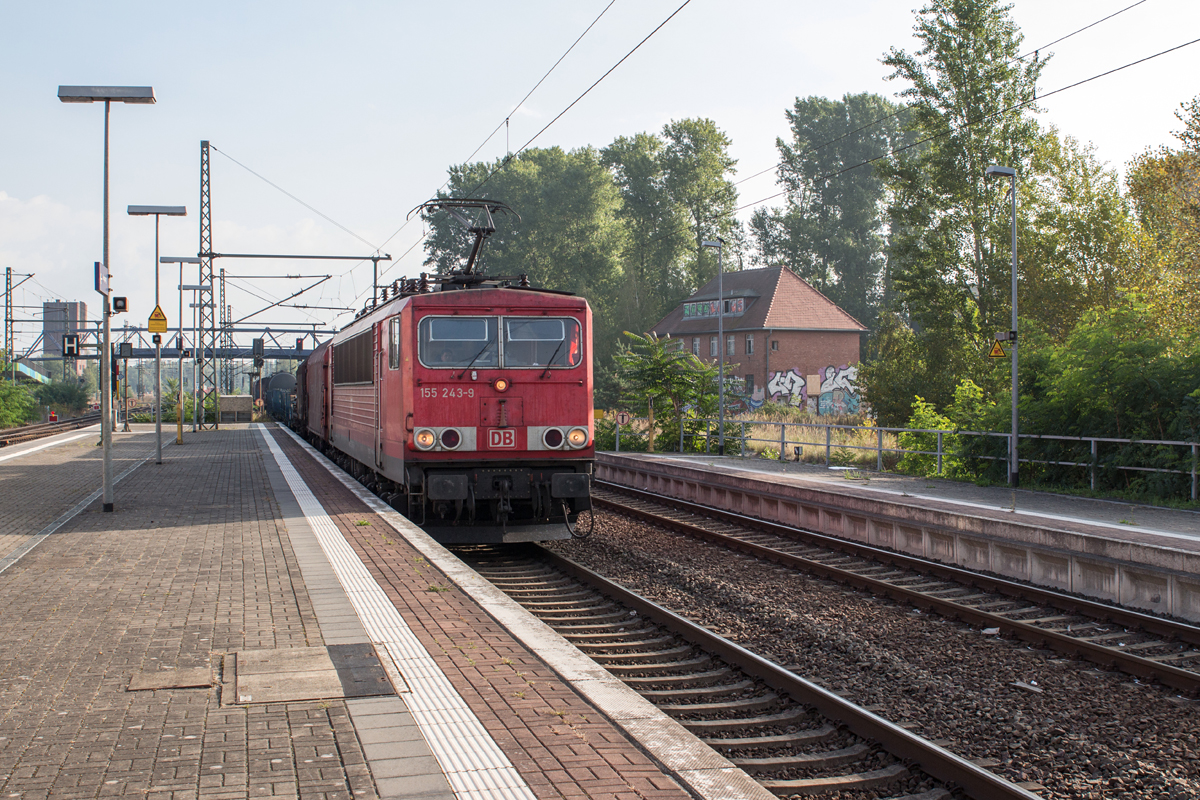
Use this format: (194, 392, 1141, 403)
(292, 199, 594, 543)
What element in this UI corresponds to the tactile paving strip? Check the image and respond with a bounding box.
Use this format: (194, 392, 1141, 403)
(257, 427, 537, 800)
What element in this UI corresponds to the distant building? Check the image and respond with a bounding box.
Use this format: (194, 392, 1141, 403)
(42, 301, 88, 377)
(650, 266, 867, 414)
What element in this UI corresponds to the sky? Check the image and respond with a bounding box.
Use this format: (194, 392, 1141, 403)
(1, 0, 1197, 356)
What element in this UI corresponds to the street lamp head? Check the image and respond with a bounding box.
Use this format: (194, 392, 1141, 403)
(162, 257, 202, 264)
(985, 164, 1016, 178)
(701, 239, 724, 249)
(58, 86, 155, 104)
(129, 206, 186, 216)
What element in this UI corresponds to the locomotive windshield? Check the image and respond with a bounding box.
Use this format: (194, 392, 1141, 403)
(419, 317, 498, 368)
(418, 315, 582, 369)
(504, 318, 581, 368)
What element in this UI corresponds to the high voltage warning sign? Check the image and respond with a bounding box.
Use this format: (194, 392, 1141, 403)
(988, 341, 1007, 358)
(148, 305, 168, 333)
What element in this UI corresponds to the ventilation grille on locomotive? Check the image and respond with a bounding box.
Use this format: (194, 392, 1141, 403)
(333, 331, 373, 385)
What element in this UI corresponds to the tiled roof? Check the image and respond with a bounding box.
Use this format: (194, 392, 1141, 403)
(649, 266, 866, 335)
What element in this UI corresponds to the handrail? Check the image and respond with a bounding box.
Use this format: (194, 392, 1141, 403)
(606, 416, 1199, 501)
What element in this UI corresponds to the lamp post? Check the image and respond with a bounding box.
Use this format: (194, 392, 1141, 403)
(129, 205, 186, 465)
(702, 238, 725, 456)
(58, 85, 155, 512)
(164, 257, 201, 443)
(986, 164, 1019, 488)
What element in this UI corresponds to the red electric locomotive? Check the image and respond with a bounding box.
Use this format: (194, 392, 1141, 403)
(296, 200, 594, 543)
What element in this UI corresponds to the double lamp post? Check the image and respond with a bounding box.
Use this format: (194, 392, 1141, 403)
(57, 85, 155, 512)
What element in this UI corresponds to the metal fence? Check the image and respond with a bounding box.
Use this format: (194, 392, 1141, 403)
(609, 417, 1199, 501)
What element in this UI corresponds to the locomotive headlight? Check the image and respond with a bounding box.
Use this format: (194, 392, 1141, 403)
(414, 428, 436, 450)
(542, 428, 564, 449)
(567, 427, 589, 449)
(492, 377, 510, 393)
(439, 428, 462, 450)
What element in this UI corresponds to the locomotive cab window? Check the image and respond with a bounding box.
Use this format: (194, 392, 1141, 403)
(418, 316, 498, 368)
(389, 318, 401, 369)
(504, 318, 581, 368)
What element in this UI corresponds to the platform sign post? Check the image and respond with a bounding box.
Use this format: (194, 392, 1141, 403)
(147, 307, 167, 464)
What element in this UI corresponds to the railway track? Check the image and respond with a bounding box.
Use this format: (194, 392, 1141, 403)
(594, 482, 1200, 696)
(460, 544, 1041, 800)
(0, 411, 102, 448)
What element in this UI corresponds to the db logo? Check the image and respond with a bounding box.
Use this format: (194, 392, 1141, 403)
(488, 429, 516, 448)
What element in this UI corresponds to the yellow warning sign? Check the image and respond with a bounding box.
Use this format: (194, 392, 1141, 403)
(148, 305, 168, 333)
(988, 341, 1007, 359)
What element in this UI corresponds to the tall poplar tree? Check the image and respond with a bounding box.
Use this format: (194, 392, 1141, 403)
(750, 92, 912, 326)
(871, 0, 1047, 412)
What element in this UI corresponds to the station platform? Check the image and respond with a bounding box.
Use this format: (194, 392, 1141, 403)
(596, 452, 1200, 622)
(0, 425, 767, 800)
(600, 451, 1200, 547)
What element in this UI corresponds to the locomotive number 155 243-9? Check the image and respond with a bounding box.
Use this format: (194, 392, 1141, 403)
(418, 386, 475, 399)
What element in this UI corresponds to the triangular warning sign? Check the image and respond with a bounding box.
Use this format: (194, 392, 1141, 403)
(988, 341, 1007, 358)
(148, 305, 168, 333)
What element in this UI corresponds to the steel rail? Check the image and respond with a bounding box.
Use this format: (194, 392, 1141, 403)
(595, 482, 1200, 695)
(0, 411, 103, 447)
(537, 547, 1042, 800)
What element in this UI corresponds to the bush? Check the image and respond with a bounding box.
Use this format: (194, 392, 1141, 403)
(35, 381, 89, 417)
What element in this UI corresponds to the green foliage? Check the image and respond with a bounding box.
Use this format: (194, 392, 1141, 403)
(660, 118, 744, 289)
(1021, 129, 1138, 339)
(896, 397, 954, 477)
(904, 300, 1200, 499)
(1125, 95, 1200, 337)
(750, 92, 913, 327)
(423, 146, 627, 365)
(35, 381, 90, 417)
(873, 0, 1047, 421)
(613, 331, 717, 452)
(0, 369, 36, 427)
(600, 132, 693, 336)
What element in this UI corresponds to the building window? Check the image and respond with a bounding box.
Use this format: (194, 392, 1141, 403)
(726, 335, 735, 356)
(692, 337, 699, 356)
(745, 334, 754, 355)
(745, 374, 754, 394)
(709, 336, 718, 357)
(771, 340, 779, 351)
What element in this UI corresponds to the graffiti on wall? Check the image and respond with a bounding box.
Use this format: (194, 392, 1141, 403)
(764, 364, 860, 415)
(722, 378, 766, 414)
(767, 369, 807, 408)
(818, 364, 860, 415)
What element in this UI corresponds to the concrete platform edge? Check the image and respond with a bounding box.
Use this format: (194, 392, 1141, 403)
(273, 424, 776, 800)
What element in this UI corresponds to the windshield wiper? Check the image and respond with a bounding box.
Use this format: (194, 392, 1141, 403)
(457, 335, 496, 379)
(540, 339, 566, 379)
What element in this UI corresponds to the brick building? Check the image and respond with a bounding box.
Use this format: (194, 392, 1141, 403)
(650, 266, 867, 414)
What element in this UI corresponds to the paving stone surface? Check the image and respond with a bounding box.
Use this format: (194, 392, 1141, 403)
(0, 428, 156, 561)
(0, 428, 377, 800)
(269, 427, 692, 800)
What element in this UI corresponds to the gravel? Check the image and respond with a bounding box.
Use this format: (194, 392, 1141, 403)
(547, 510, 1200, 800)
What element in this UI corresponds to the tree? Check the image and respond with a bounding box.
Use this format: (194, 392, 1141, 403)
(659, 119, 743, 290)
(1020, 128, 1138, 339)
(423, 146, 627, 367)
(600, 133, 693, 336)
(614, 331, 717, 452)
(35, 380, 89, 418)
(1126, 95, 1200, 337)
(750, 92, 912, 326)
(0, 351, 36, 427)
(876, 0, 1047, 413)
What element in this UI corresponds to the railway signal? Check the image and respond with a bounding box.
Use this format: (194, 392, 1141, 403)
(63, 334, 79, 357)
